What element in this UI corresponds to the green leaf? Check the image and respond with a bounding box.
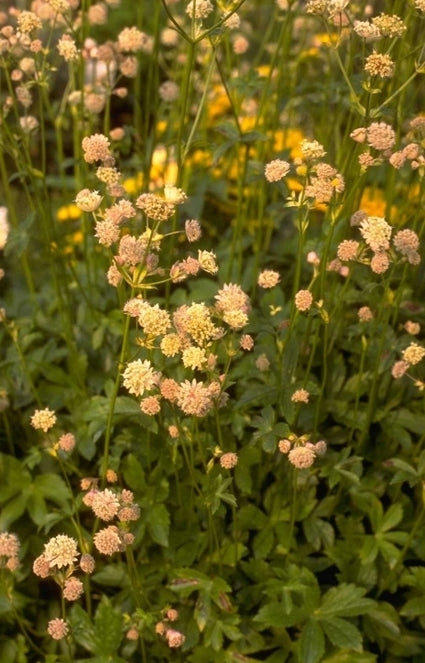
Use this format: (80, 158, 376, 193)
(321, 617, 363, 651)
(319, 584, 375, 618)
(93, 596, 123, 656)
(322, 652, 377, 663)
(92, 563, 129, 587)
(299, 618, 325, 663)
(379, 504, 403, 532)
(34, 473, 72, 506)
(0, 494, 28, 529)
(69, 604, 96, 653)
(146, 503, 170, 546)
(400, 595, 425, 618)
(122, 453, 146, 492)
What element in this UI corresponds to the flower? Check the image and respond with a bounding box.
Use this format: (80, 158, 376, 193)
(291, 389, 310, 403)
(30, 408, 57, 432)
(366, 123, 396, 151)
(33, 554, 50, 578)
(58, 433, 76, 452)
(294, 289, 313, 312)
(364, 52, 395, 78)
(258, 269, 280, 288)
(240, 334, 254, 350)
(360, 216, 392, 251)
(91, 489, 120, 521)
(402, 343, 425, 366)
(0, 207, 9, 250)
(185, 0, 213, 19)
(118, 26, 151, 52)
(80, 553, 95, 573)
(392, 360, 409, 378)
(47, 618, 69, 640)
(358, 306, 373, 322)
(337, 240, 359, 261)
(198, 250, 218, 274)
(264, 159, 290, 182)
(278, 439, 291, 454)
(63, 576, 84, 601)
(255, 353, 270, 371)
(288, 446, 316, 469)
(122, 359, 160, 397)
(93, 526, 124, 555)
(82, 133, 111, 163)
(220, 452, 238, 469)
(176, 379, 213, 417)
(185, 219, 202, 242)
(44, 535, 79, 569)
(135, 193, 175, 221)
(165, 628, 186, 648)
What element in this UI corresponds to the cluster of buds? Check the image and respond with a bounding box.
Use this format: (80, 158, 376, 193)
(278, 434, 327, 469)
(81, 479, 140, 556)
(155, 608, 185, 648)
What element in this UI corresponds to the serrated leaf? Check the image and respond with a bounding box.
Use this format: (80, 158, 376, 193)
(378, 503, 403, 532)
(319, 584, 375, 618)
(34, 473, 71, 506)
(121, 453, 146, 492)
(69, 604, 96, 653)
(93, 596, 123, 656)
(299, 618, 325, 663)
(321, 617, 363, 651)
(146, 503, 170, 546)
(400, 595, 425, 618)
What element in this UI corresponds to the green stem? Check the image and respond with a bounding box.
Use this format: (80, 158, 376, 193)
(100, 289, 134, 481)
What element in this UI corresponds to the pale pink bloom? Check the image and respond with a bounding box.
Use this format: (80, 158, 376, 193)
(176, 379, 213, 417)
(0, 532, 20, 559)
(258, 269, 280, 288)
(392, 360, 409, 378)
(295, 289, 313, 312)
(44, 534, 79, 569)
(47, 618, 69, 640)
(185, 219, 202, 242)
(75, 189, 102, 212)
(126, 627, 139, 640)
(30, 407, 57, 432)
(80, 553, 95, 573)
(160, 380, 180, 405)
(220, 452, 238, 469)
(358, 306, 373, 322)
(82, 133, 111, 163)
(278, 439, 291, 454)
(93, 526, 123, 555)
(337, 240, 359, 261)
(63, 576, 84, 601)
(58, 432, 76, 452)
(240, 334, 254, 350)
(122, 359, 160, 397)
(264, 159, 290, 182)
(165, 628, 186, 648)
(91, 489, 120, 521)
(402, 343, 425, 365)
(370, 251, 390, 274)
(33, 554, 50, 578)
(315, 440, 327, 455)
(291, 389, 309, 403)
(288, 446, 316, 469)
(255, 353, 270, 372)
(140, 395, 161, 416)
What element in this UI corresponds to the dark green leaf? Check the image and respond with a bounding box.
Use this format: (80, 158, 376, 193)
(321, 617, 363, 651)
(299, 618, 325, 663)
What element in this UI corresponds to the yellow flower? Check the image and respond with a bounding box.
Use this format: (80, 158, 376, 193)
(57, 204, 81, 222)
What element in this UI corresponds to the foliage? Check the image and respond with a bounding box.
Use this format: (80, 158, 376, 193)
(1, 0, 425, 662)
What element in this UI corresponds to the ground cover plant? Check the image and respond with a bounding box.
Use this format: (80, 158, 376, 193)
(1, 0, 425, 661)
